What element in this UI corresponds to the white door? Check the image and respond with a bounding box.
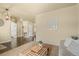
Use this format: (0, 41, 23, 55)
(28, 23, 34, 41)
(23, 21, 28, 38)
(28, 23, 33, 37)
(11, 21, 17, 48)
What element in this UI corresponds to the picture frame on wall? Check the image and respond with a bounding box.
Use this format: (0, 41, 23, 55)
(48, 18, 58, 31)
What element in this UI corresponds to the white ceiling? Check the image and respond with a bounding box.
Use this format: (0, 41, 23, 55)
(0, 3, 77, 22)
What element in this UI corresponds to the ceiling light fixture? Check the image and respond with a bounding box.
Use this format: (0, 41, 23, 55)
(5, 8, 10, 20)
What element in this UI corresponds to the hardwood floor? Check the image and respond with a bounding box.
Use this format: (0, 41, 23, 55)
(0, 42, 11, 54)
(50, 45, 59, 56)
(0, 41, 59, 56)
(0, 37, 31, 54)
(43, 43, 59, 56)
(17, 37, 32, 46)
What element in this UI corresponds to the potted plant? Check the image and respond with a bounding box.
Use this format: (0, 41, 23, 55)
(38, 41, 43, 46)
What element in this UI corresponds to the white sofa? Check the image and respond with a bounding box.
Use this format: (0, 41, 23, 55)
(59, 40, 75, 56)
(59, 38, 79, 56)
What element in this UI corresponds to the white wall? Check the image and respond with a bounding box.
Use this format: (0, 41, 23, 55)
(36, 5, 78, 45)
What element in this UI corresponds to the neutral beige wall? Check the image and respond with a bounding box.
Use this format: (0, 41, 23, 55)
(0, 19, 11, 43)
(36, 6, 77, 45)
(77, 4, 79, 34)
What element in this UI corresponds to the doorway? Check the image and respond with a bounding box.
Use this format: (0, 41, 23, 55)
(10, 21, 17, 48)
